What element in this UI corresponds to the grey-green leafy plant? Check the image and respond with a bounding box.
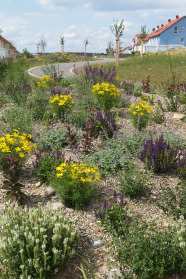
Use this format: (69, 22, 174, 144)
(0, 202, 79, 279)
(36, 128, 71, 151)
(1, 105, 33, 134)
(85, 137, 128, 177)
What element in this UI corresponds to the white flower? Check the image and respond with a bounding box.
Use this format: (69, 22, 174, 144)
(52, 248, 59, 254)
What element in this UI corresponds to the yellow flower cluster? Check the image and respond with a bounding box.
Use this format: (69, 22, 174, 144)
(49, 94, 74, 108)
(37, 76, 55, 88)
(92, 82, 120, 97)
(56, 162, 100, 183)
(129, 100, 153, 117)
(62, 52, 68, 57)
(0, 130, 36, 158)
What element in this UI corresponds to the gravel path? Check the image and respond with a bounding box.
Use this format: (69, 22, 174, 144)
(27, 58, 116, 79)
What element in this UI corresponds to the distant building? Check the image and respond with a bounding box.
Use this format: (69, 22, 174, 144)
(133, 15, 186, 53)
(0, 35, 19, 59)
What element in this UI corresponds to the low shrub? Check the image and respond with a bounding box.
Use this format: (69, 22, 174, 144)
(1, 105, 33, 135)
(139, 134, 181, 173)
(128, 100, 154, 130)
(86, 138, 127, 177)
(33, 150, 65, 183)
(37, 75, 55, 89)
(36, 128, 70, 151)
(0, 202, 79, 279)
(113, 220, 184, 279)
(118, 161, 147, 198)
(156, 182, 186, 218)
(49, 94, 74, 120)
(52, 162, 100, 209)
(29, 95, 49, 121)
(177, 151, 186, 181)
(92, 82, 120, 111)
(95, 192, 130, 237)
(0, 77, 32, 105)
(88, 111, 118, 139)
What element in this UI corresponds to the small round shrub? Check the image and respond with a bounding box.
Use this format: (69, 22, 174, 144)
(53, 162, 100, 209)
(0, 202, 79, 279)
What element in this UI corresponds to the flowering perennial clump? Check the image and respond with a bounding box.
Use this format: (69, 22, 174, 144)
(139, 134, 181, 173)
(92, 82, 120, 111)
(54, 162, 100, 209)
(0, 202, 79, 279)
(128, 100, 153, 130)
(0, 130, 36, 161)
(37, 75, 55, 89)
(49, 94, 74, 119)
(56, 162, 99, 183)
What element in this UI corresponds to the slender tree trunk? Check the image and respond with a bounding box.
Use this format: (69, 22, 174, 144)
(61, 45, 64, 53)
(85, 45, 87, 59)
(141, 40, 143, 59)
(116, 39, 119, 67)
(37, 46, 39, 57)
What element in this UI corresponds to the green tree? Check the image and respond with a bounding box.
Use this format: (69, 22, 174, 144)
(110, 19, 125, 66)
(60, 36, 64, 53)
(38, 35, 47, 55)
(139, 25, 148, 58)
(106, 41, 114, 55)
(84, 38, 89, 59)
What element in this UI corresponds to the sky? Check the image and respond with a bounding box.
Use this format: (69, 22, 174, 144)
(0, 0, 186, 54)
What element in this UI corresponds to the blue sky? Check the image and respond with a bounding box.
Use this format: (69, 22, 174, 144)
(1, 0, 186, 53)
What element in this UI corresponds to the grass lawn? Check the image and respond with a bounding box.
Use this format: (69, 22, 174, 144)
(95, 50, 186, 84)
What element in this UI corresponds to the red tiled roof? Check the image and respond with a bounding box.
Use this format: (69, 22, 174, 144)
(0, 35, 19, 52)
(145, 16, 185, 40)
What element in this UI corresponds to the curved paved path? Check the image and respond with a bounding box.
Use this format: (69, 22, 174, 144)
(28, 58, 116, 79)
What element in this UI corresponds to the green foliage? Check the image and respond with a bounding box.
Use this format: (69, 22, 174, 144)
(152, 104, 166, 124)
(133, 85, 143, 97)
(95, 193, 130, 237)
(1, 105, 33, 134)
(156, 181, 186, 218)
(29, 93, 50, 120)
(36, 128, 70, 151)
(0, 202, 79, 279)
(118, 161, 147, 198)
(113, 220, 184, 279)
(85, 138, 127, 176)
(33, 151, 65, 183)
(110, 19, 125, 39)
(52, 162, 99, 209)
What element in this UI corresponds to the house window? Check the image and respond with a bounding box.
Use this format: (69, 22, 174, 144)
(182, 27, 185, 31)
(181, 38, 184, 43)
(174, 26, 178, 34)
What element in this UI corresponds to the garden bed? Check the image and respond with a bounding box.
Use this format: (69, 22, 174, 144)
(0, 59, 185, 279)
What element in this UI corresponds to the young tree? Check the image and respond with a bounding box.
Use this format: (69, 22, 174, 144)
(106, 41, 114, 56)
(38, 35, 47, 55)
(60, 36, 64, 53)
(110, 19, 125, 66)
(84, 38, 89, 59)
(140, 25, 148, 59)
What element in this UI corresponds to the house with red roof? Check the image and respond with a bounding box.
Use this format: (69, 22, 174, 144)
(0, 35, 18, 59)
(133, 15, 186, 53)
